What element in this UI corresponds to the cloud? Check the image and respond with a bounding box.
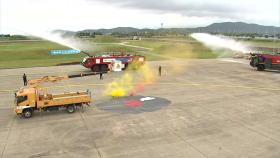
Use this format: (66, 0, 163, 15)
(2, 0, 279, 34)
(89, 0, 279, 24)
(90, 0, 249, 18)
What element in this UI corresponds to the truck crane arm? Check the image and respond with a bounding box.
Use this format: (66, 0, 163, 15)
(27, 72, 99, 88)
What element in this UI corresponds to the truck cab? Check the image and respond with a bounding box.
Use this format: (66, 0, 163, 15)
(15, 88, 36, 117)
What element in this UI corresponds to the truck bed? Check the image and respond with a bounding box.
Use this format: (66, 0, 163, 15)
(37, 91, 91, 108)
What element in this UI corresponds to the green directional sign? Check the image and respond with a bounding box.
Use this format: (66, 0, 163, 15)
(49, 49, 80, 55)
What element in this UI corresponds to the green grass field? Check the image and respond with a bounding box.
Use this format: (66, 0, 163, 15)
(240, 38, 280, 48)
(124, 40, 217, 60)
(0, 37, 278, 69)
(0, 41, 85, 69)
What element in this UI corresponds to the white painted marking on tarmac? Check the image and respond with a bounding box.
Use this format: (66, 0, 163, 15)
(140, 97, 155, 102)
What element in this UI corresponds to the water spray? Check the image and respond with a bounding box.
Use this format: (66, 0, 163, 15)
(190, 33, 249, 53)
(23, 30, 93, 54)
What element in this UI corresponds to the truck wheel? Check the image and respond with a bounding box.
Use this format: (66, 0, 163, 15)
(100, 65, 108, 72)
(257, 65, 265, 71)
(22, 109, 33, 118)
(66, 105, 75, 113)
(122, 64, 128, 70)
(91, 65, 100, 72)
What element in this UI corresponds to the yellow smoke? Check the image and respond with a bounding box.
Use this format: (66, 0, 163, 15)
(138, 64, 156, 84)
(104, 42, 197, 97)
(104, 63, 156, 97)
(104, 73, 133, 97)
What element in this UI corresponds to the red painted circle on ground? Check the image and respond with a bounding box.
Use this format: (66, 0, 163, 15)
(124, 100, 143, 107)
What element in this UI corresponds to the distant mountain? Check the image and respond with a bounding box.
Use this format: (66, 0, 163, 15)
(192, 22, 280, 34)
(54, 22, 280, 35)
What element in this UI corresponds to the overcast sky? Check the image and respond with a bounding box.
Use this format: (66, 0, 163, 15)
(0, 0, 279, 34)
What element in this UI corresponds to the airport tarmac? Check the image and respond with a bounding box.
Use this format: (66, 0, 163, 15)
(0, 59, 280, 158)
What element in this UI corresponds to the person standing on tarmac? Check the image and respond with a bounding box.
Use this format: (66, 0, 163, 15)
(23, 73, 27, 86)
(99, 73, 103, 80)
(158, 65, 162, 76)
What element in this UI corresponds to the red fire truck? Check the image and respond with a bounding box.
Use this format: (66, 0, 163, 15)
(81, 52, 145, 72)
(250, 53, 280, 71)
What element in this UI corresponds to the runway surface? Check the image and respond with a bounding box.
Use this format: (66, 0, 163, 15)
(0, 59, 280, 158)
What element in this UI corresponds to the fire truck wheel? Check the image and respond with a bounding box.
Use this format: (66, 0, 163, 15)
(22, 109, 33, 118)
(66, 105, 75, 113)
(122, 64, 128, 70)
(100, 65, 108, 72)
(91, 65, 100, 72)
(257, 65, 265, 71)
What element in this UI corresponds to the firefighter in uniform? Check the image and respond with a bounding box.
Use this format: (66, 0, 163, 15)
(23, 73, 27, 86)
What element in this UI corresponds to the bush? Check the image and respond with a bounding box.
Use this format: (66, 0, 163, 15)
(9, 35, 29, 40)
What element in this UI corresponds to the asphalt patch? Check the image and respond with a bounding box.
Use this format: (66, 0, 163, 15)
(95, 95, 171, 114)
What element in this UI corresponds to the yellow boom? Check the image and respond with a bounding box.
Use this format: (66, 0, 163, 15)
(27, 72, 99, 88)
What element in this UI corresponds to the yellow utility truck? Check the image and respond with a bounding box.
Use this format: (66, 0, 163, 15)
(15, 73, 97, 118)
